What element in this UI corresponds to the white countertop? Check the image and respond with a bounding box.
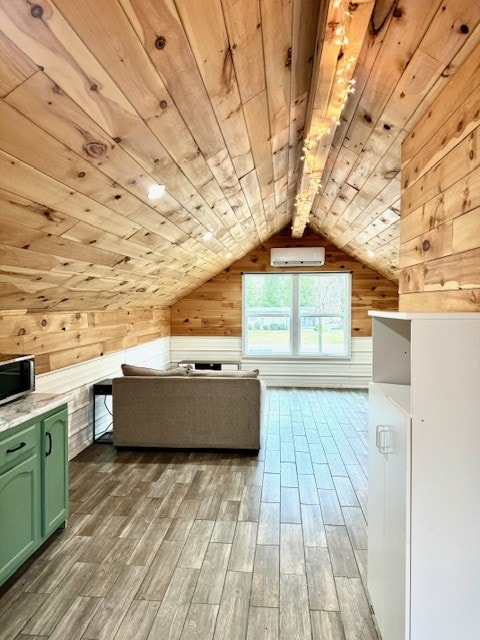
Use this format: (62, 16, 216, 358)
(369, 310, 480, 320)
(0, 393, 71, 434)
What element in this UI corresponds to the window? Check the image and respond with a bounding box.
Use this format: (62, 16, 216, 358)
(243, 272, 351, 357)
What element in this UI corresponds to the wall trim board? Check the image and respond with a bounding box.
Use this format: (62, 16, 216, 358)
(36, 337, 171, 459)
(171, 336, 372, 388)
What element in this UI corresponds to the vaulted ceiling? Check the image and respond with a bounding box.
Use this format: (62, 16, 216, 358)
(0, 0, 478, 310)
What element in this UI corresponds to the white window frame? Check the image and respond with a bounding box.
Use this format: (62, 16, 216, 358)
(242, 272, 351, 359)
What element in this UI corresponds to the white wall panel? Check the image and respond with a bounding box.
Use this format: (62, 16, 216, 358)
(171, 336, 372, 388)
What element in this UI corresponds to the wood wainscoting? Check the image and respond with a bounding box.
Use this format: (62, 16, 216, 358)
(399, 39, 480, 311)
(171, 228, 399, 338)
(0, 306, 170, 374)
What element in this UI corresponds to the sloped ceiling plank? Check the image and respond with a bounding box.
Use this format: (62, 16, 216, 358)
(174, 0, 255, 180)
(121, 0, 226, 156)
(0, 99, 225, 271)
(261, 0, 292, 202)
(173, 0, 281, 242)
(0, 144, 214, 309)
(0, 1, 242, 262)
(3, 73, 233, 265)
(0, 149, 179, 248)
(220, 0, 272, 239)
(319, 144, 402, 246)
(0, 0, 260, 310)
(55, 0, 255, 250)
(336, 180, 401, 249)
(0, 0, 322, 311)
(0, 32, 37, 97)
(117, 0, 263, 245)
(242, 94, 275, 229)
(308, 0, 480, 281)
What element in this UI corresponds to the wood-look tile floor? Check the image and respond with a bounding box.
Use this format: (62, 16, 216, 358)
(0, 388, 378, 640)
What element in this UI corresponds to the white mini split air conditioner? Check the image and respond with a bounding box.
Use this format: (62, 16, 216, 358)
(270, 246, 326, 267)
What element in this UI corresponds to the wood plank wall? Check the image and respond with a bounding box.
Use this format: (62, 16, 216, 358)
(171, 228, 399, 337)
(0, 306, 170, 374)
(399, 40, 480, 311)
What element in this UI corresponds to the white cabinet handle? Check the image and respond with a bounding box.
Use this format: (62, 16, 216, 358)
(376, 425, 389, 454)
(375, 425, 381, 449)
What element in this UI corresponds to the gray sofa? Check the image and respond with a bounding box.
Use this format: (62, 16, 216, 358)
(112, 374, 264, 450)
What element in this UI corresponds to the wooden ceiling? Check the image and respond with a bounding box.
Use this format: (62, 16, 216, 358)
(306, 0, 480, 280)
(0, 0, 478, 310)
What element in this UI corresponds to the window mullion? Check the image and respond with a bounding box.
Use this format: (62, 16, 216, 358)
(292, 275, 299, 356)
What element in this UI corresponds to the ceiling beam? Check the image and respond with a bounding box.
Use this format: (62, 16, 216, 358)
(291, 0, 374, 238)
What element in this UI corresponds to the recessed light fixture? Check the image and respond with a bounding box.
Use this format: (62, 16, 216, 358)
(203, 231, 213, 241)
(147, 184, 166, 199)
(367, 249, 375, 257)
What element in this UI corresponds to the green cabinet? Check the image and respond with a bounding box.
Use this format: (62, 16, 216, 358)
(0, 453, 41, 584)
(0, 404, 68, 587)
(42, 408, 68, 537)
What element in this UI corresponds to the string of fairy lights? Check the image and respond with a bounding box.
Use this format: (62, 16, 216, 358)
(293, 0, 359, 233)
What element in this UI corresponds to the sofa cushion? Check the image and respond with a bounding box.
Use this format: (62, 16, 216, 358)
(187, 368, 259, 378)
(121, 364, 188, 377)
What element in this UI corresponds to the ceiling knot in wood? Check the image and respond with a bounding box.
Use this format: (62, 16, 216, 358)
(221, 47, 234, 91)
(383, 169, 399, 179)
(83, 141, 107, 158)
(30, 5, 44, 19)
(42, 208, 57, 220)
(285, 47, 292, 69)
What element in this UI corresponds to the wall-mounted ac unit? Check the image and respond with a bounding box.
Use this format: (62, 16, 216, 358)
(270, 247, 325, 267)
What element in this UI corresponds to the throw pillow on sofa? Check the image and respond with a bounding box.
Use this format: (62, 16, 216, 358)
(187, 368, 259, 378)
(121, 364, 189, 376)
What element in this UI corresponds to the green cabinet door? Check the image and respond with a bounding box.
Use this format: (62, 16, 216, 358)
(0, 454, 41, 585)
(42, 407, 68, 537)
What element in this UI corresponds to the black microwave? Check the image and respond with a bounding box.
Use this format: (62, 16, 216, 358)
(0, 354, 35, 406)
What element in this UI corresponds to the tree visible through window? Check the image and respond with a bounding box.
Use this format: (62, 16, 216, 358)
(243, 273, 351, 357)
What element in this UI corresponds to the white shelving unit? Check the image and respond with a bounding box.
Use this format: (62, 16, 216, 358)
(368, 311, 480, 640)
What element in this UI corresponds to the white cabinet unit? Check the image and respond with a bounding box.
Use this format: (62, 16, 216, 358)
(369, 383, 410, 640)
(368, 311, 480, 640)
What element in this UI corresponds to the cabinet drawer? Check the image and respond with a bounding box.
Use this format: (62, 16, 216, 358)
(0, 425, 37, 469)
